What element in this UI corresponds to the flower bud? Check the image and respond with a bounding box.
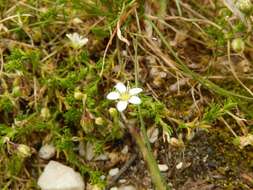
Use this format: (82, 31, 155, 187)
(13, 78, 20, 86)
(41, 107, 51, 119)
(74, 91, 83, 100)
(109, 107, 117, 117)
(236, 0, 253, 13)
(80, 115, 94, 133)
(32, 28, 42, 43)
(17, 144, 32, 158)
(12, 86, 21, 97)
(231, 38, 245, 53)
(95, 117, 104, 125)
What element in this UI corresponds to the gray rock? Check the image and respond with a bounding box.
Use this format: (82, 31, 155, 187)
(38, 161, 85, 190)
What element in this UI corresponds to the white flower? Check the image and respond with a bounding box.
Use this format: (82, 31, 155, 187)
(66, 32, 88, 49)
(106, 82, 143, 112)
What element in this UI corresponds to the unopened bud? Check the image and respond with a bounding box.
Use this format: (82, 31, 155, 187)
(231, 38, 245, 53)
(109, 107, 117, 117)
(12, 86, 21, 97)
(13, 78, 20, 86)
(41, 107, 51, 119)
(33, 29, 42, 43)
(74, 91, 83, 100)
(17, 144, 32, 158)
(95, 117, 104, 125)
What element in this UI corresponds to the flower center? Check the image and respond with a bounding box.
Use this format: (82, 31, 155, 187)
(120, 92, 130, 101)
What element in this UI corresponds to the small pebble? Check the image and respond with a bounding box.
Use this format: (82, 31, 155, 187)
(147, 127, 159, 143)
(38, 160, 85, 190)
(119, 185, 136, 190)
(94, 154, 108, 161)
(38, 144, 56, 160)
(100, 175, 106, 180)
(121, 145, 129, 154)
(158, 164, 169, 172)
(109, 168, 119, 176)
(119, 179, 127, 183)
(78, 142, 85, 157)
(176, 162, 183, 169)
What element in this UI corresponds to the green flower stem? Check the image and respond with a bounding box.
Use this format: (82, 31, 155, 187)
(128, 125, 170, 190)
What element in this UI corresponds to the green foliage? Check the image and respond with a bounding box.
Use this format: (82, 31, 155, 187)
(0, 97, 14, 112)
(39, 7, 58, 23)
(63, 108, 82, 126)
(204, 6, 248, 48)
(140, 96, 165, 118)
(140, 96, 173, 135)
(7, 155, 24, 177)
(203, 99, 237, 123)
(5, 49, 40, 73)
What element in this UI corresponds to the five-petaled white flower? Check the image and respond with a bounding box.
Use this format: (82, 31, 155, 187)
(66, 32, 88, 49)
(107, 82, 143, 112)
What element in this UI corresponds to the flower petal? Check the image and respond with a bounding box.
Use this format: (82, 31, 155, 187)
(66, 33, 73, 40)
(128, 96, 141, 105)
(129, 88, 143, 95)
(115, 82, 126, 93)
(80, 38, 88, 46)
(106, 91, 120, 100)
(116, 101, 128, 112)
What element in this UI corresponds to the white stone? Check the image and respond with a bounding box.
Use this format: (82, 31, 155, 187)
(147, 127, 159, 143)
(158, 164, 169, 172)
(110, 187, 118, 190)
(39, 144, 56, 160)
(94, 154, 108, 161)
(119, 179, 127, 183)
(108, 168, 119, 176)
(119, 185, 136, 190)
(100, 175, 106, 180)
(121, 145, 128, 154)
(176, 162, 183, 169)
(38, 161, 85, 190)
